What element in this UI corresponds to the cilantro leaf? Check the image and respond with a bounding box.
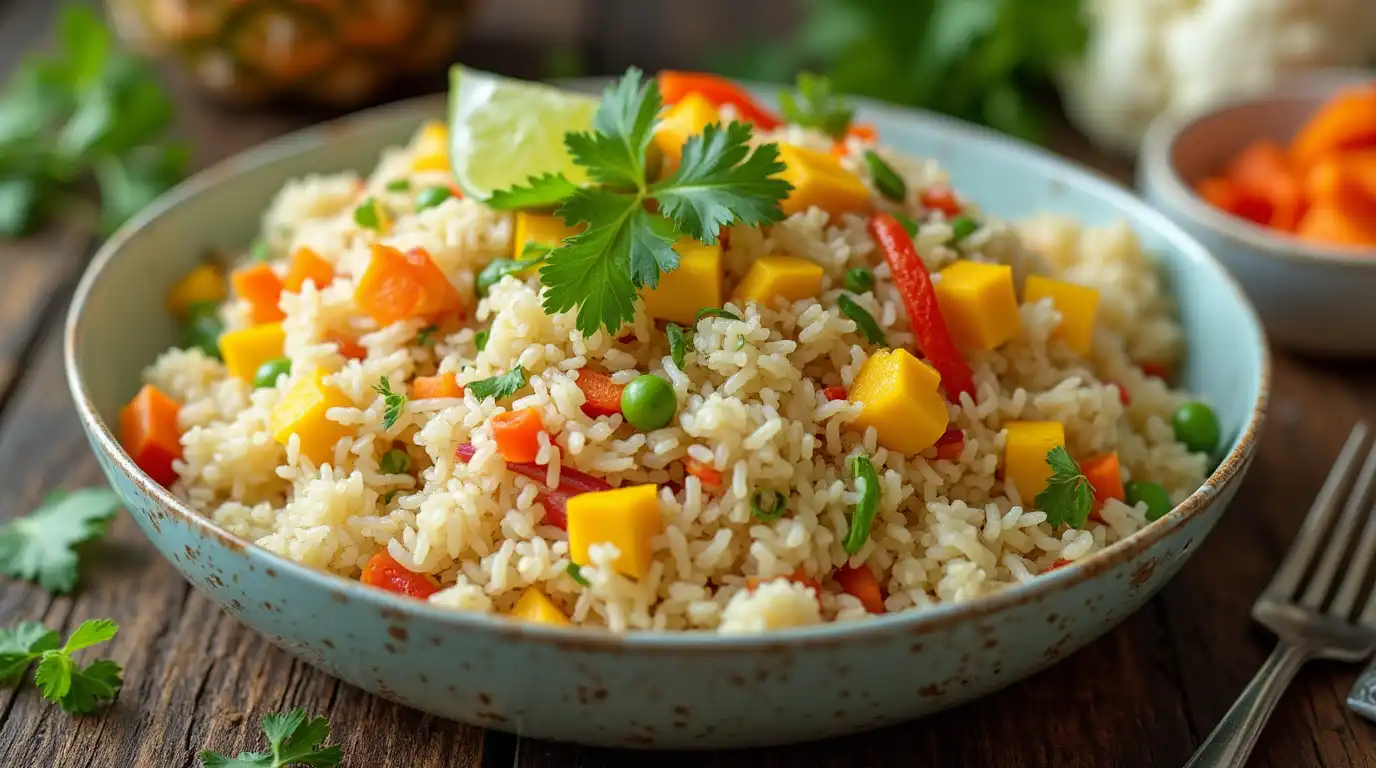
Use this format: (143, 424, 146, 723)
(666, 323, 688, 369)
(476, 243, 550, 296)
(486, 172, 578, 211)
(0, 621, 59, 683)
(1035, 446, 1094, 529)
(652, 121, 791, 244)
(0, 488, 122, 593)
(416, 324, 438, 348)
(200, 708, 342, 768)
(371, 376, 406, 430)
(468, 365, 527, 402)
(542, 189, 643, 334)
(564, 68, 660, 188)
(28, 618, 122, 714)
(778, 72, 854, 139)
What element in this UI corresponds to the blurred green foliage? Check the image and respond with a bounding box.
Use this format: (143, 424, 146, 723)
(714, 0, 1087, 144)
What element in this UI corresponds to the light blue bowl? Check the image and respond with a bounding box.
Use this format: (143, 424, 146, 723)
(65, 89, 1268, 749)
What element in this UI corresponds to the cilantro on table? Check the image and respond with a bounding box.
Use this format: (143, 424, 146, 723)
(468, 365, 526, 402)
(1, 618, 123, 715)
(0, 488, 122, 593)
(200, 708, 342, 768)
(488, 69, 792, 336)
(0, 5, 187, 237)
(778, 72, 854, 139)
(371, 376, 406, 430)
(1036, 446, 1093, 529)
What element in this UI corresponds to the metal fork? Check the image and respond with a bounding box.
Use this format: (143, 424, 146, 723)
(1185, 423, 1376, 768)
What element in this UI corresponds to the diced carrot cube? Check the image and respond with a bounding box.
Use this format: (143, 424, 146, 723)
(411, 372, 463, 399)
(491, 407, 545, 463)
(282, 246, 335, 292)
(684, 456, 722, 489)
(119, 384, 182, 487)
(1224, 139, 1306, 231)
(360, 550, 439, 599)
(1291, 85, 1376, 169)
(230, 263, 285, 324)
(575, 370, 624, 418)
(1082, 452, 1126, 516)
(834, 563, 885, 614)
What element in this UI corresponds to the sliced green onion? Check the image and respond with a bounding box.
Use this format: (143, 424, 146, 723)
(415, 185, 455, 211)
(567, 562, 591, 586)
(750, 489, 789, 522)
(836, 294, 886, 346)
(353, 197, 383, 230)
(666, 322, 687, 368)
(843, 455, 880, 554)
(844, 267, 874, 293)
(864, 150, 907, 202)
(949, 215, 979, 243)
(696, 307, 742, 323)
(379, 448, 411, 475)
(894, 212, 920, 238)
(385, 178, 410, 192)
(474, 329, 489, 352)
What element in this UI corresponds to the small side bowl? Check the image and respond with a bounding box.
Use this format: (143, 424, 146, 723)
(1138, 69, 1376, 357)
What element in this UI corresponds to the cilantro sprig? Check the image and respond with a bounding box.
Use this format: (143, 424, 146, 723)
(200, 708, 343, 768)
(1036, 446, 1093, 529)
(778, 72, 854, 139)
(1, 618, 123, 714)
(490, 69, 792, 336)
(468, 365, 527, 402)
(0, 488, 122, 593)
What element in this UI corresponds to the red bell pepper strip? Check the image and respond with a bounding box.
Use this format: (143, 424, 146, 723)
(822, 385, 848, 402)
(657, 71, 782, 130)
(455, 442, 611, 529)
(867, 213, 976, 403)
(360, 550, 440, 599)
(918, 185, 962, 218)
(933, 425, 964, 461)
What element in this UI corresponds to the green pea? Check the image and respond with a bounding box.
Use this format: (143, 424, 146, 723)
(252, 357, 292, 389)
(844, 267, 875, 293)
(1126, 481, 1174, 522)
(1171, 401, 1220, 454)
(415, 186, 455, 211)
(950, 215, 979, 242)
(379, 448, 412, 475)
(620, 374, 677, 431)
(183, 304, 224, 360)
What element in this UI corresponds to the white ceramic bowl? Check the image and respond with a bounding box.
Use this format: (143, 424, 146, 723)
(1138, 70, 1376, 357)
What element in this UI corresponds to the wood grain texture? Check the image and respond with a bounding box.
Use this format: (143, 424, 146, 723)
(2, 1, 1376, 766)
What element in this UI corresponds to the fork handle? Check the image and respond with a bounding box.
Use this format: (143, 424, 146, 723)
(1184, 642, 1312, 768)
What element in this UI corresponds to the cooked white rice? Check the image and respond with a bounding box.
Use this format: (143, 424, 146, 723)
(144, 122, 1208, 633)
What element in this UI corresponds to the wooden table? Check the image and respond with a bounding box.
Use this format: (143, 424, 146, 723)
(3, 3, 1376, 766)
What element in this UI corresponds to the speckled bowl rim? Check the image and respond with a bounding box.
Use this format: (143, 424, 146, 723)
(65, 88, 1270, 652)
(1139, 69, 1376, 268)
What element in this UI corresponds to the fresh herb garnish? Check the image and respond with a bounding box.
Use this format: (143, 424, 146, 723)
(416, 324, 438, 348)
(1, 619, 123, 715)
(385, 178, 410, 192)
(750, 489, 789, 521)
(842, 455, 880, 554)
(487, 172, 580, 211)
(566, 562, 590, 587)
(476, 243, 550, 296)
(250, 238, 272, 262)
(378, 448, 411, 475)
(468, 365, 526, 402)
(200, 708, 343, 768)
(864, 151, 907, 202)
(353, 197, 386, 231)
(492, 69, 791, 336)
(836, 294, 887, 346)
(1036, 446, 1093, 529)
(844, 267, 874, 293)
(0, 6, 188, 238)
(371, 376, 406, 430)
(949, 214, 979, 243)
(778, 72, 854, 140)
(0, 488, 121, 594)
(894, 211, 920, 238)
(695, 307, 742, 323)
(666, 322, 688, 368)
(474, 329, 489, 352)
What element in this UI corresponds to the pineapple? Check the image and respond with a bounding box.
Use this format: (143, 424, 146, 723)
(104, 0, 479, 106)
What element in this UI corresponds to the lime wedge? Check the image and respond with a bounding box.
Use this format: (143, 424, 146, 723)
(448, 66, 599, 201)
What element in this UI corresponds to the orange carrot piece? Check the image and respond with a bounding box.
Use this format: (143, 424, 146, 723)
(360, 550, 440, 599)
(575, 370, 625, 418)
(684, 456, 723, 489)
(834, 564, 885, 614)
(1291, 85, 1376, 169)
(1305, 148, 1376, 204)
(1081, 453, 1126, 516)
(491, 407, 545, 463)
(230, 263, 285, 323)
(282, 246, 335, 293)
(933, 425, 964, 461)
(918, 184, 961, 217)
(404, 247, 465, 323)
(1196, 176, 1272, 226)
(325, 332, 367, 361)
(411, 372, 463, 400)
(1224, 139, 1306, 231)
(355, 244, 423, 326)
(118, 384, 182, 487)
(1295, 177, 1376, 248)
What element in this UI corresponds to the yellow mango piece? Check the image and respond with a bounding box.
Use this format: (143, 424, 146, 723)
(269, 370, 354, 464)
(509, 587, 570, 626)
(641, 239, 723, 324)
(777, 143, 871, 218)
(513, 212, 581, 257)
(653, 93, 722, 172)
(1024, 275, 1100, 355)
(166, 264, 227, 319)
(567, 484, 663, 580)
(220, 323, 285, 382)
(847, 349, 948, 454)
(733, 255, 824, 307)
(933, 260, 1021, 350)
(1003, 421, 1066, 503)
(410, 121, 449, 173)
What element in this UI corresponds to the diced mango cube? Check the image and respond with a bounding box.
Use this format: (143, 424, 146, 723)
(220, 323, 285, 382)
(654, 92, 722, 171)
(1024, 275, 1100, 355)
(509, 587, 570, 626)
(410, 121, 449, 173)
(777, 143, 871, 218)
(733, 255, 824, 307)
(1003, 421, 1066, 503)
(513, 212, 581, 258)
(847, 349, 948, 454)
(933, 260, 1021, 350)
(166, 264, 227, 318)
(641, 238, 723, 323)
(270, 370, 354, 464)
(566, 484, 663, 580)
